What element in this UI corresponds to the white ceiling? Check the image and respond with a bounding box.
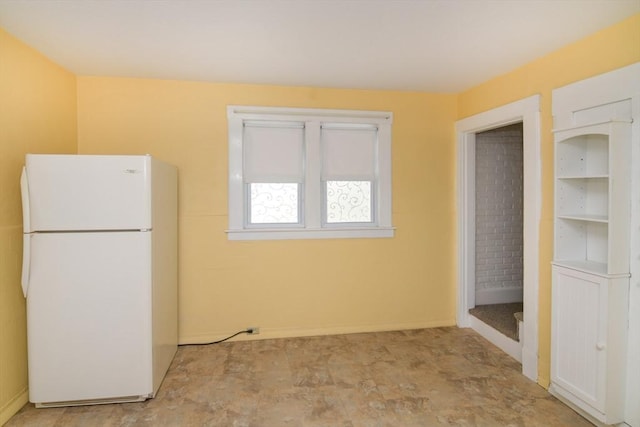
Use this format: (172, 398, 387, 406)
(0, 0, 638, 93)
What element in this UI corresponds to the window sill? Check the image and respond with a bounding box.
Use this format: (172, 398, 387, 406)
(226, 227, 395, 241)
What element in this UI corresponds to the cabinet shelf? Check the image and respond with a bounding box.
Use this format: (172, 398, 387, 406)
(552, 260, 608, 276)
(557, 174, 608, 180)
(556, 177, 608, 224)
(557, 214, 608, 223)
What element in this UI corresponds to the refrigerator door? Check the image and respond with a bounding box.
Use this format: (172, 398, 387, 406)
(24, 154, 152, 232)
(27, 231, 153, 405)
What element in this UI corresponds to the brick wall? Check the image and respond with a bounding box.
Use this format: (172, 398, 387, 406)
(475, 123, 523, 305)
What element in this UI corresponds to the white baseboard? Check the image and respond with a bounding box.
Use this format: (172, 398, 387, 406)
(178, 320, 457, 345)
(517, 318, 538, 382)
(475, 287, 524, 305)
(469, 315, 522, 362)
(521, 343, 538, 382)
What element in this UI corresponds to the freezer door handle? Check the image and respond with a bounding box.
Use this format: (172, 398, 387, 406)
(21, 234, 30, 298)
(20, 167, 31, 233)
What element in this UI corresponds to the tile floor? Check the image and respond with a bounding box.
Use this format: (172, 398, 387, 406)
(6, 327, 591, 426)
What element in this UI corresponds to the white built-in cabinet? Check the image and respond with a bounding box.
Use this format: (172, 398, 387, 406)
(551, 119, 631, 425)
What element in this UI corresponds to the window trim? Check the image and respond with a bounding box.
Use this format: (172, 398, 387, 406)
(227, 105, 394, 241)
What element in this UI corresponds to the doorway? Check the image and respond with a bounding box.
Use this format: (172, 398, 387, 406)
(469, 123, 524, 343)
(456, 95, 540, 382)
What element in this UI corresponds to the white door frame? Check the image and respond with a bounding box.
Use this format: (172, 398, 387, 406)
(456, 95, 541, 382)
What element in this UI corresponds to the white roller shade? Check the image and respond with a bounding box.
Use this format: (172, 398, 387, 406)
(243, 121, 304, 182)
(321, 124, 377, 180)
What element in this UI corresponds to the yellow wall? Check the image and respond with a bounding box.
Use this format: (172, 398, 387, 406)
(1, 13, 638, 423)
(0, 29, 77, 424)
(77, 77, 459, 343)
(457, 13, 640, 387)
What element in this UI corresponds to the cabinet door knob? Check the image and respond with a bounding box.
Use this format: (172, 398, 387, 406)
(596, 343, 606, 351)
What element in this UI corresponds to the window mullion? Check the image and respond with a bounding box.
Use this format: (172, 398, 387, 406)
(305, 121, 321, 228)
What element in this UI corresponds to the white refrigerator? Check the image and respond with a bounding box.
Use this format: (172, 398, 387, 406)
(20, 154, 178, 408)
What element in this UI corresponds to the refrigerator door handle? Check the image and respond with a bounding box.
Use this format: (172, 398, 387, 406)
(21, 167, 31, 297)
(21, 234, 30, 297)
(20, 167, 31, 233)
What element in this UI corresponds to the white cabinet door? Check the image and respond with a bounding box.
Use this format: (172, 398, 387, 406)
(551, 266, 607, 411)
(551, 265, 628, 424)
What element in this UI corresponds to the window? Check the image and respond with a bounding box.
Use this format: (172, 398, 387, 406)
(227, 106, 394, 240)
(243, 121, 304, 226)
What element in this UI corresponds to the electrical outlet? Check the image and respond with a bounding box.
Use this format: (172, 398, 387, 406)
(247, 327, 260, 335)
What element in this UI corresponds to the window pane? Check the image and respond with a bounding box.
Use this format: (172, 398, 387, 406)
(326, 181, 372, 223)
(250, 183, 299, 224)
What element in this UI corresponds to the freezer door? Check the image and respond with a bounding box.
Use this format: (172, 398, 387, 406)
(24, 154, 152, 232)
(27, 231, 153, 404)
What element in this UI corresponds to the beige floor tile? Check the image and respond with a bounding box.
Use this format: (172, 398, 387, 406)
(6, 327, 593, 426)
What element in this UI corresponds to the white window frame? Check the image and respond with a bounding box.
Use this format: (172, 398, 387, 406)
(227, 105, 394, 240)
